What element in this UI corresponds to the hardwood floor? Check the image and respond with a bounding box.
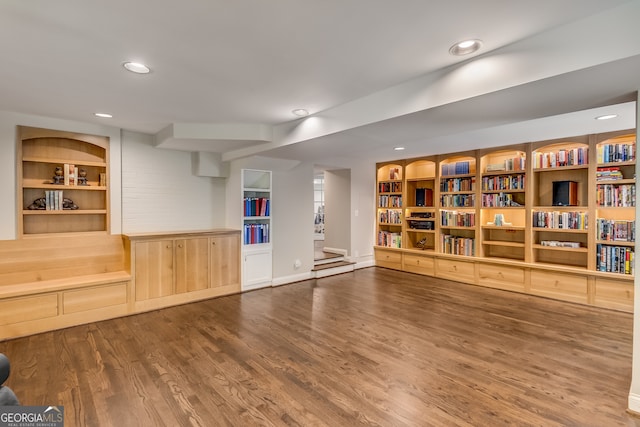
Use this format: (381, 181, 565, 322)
(1, 267, 639, 426)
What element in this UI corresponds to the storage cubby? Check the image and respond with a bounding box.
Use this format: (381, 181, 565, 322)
(17, 126, 109, 236)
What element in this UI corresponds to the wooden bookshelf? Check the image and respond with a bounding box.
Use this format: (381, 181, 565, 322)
(17, 126, 110, 236)
(374, 130, 636, 312)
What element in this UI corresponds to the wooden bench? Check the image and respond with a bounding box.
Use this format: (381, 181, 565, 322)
(0, 234, 131, 341)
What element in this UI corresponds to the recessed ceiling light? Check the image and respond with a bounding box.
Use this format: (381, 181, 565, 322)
(94, 112, 112, 118)
(394, 146, 405, 151)
(449, 39, 483, 56)
(595, 114, 618, 120)
(292, 109, 309, 117)
(123, 61, 151, 74)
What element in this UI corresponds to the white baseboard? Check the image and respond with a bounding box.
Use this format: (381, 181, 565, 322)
(629, 392, 640, 414)
(354, 259, 375, 269)
(271, 272, 313, 287)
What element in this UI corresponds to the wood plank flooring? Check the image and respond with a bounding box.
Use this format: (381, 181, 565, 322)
(1, 267, 639, 426)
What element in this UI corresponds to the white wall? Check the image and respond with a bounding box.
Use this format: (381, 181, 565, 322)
(121, 130, 226, 233)
(349, 159, 377, 265)
(272, 162, 314, 281)
(0, 110, 122, 240)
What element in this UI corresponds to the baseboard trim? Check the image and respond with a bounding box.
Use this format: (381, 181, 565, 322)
(271, 272, 313, 287)
(629, 392, 640, 414)
(323, 247, 348, 257)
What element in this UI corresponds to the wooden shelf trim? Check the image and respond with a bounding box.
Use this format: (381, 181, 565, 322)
(23, 209, 107, 215)
(23, 156, 107, 167)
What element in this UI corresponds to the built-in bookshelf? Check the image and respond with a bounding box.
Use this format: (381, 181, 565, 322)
(374, 130, 637, 312)
(594, 132, 636, 276)
(17, 126, 110, 236)
(241, 169, 272, 290)
(377, 162, 404, 248)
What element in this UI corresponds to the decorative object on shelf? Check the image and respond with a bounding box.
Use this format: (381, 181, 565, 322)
(53, 166, 64, 184)
(494, 213, 505, 226)
(416, 237, 428, 250)
(27, 197, 78, 210)
(77, 169, 88, 185)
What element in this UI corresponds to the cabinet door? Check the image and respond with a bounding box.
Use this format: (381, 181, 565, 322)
(211, 235, 240, 289)
(175, 238, 209, 293)
(134, 240, 174, 300)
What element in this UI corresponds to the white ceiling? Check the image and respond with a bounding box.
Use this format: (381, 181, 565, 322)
(0, 0, 638, 164)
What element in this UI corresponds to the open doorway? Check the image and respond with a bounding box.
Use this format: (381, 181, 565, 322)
(313, 168, 352, 274)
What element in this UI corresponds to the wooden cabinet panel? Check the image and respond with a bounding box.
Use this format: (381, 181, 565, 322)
(594, 277, 633, 312)
(211, 235, 240, 289)
(175, 238, 209, 294)
(375, 248, 402, 270)
(436, 258, 475, 284)
(63, 282, 128, 314)
(403, 253, 435, 276)
(477, 264, 525, 292)
(530, 270, 588, 304)
(134, 240, 174, 300)
(0, 294, 58, 325)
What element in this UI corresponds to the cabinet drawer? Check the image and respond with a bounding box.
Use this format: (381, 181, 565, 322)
(0, 294, 58, 326)
(530, 270, 587, 304)
(375, 248, 402, 270)
(403, 254, 435, 276)
(63, 282, 128, 314)
(594, 277, 633, 312)
(478, 264, 525, 292)
(436, 258, 475, 284)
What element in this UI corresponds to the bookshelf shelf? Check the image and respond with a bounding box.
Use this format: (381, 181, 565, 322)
(23, 209, 107, 215)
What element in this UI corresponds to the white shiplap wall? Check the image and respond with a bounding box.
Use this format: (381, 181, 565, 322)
(121, 130, 226, 233)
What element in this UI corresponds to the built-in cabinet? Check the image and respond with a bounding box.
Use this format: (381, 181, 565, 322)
(242, 169, 272, 290)
(17, 126, 110, 236)
(375, 130, 636, 312)
(125, 230, 241, 312)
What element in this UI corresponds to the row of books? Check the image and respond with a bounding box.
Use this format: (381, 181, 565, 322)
(243, 223, 270, 245)
(532, 147, 588, 169)
(378, 195, 402, 208)
(44, 190, 66, 210)
(379, 209, 401, 224)
(441, 161, 472, 176)
(484, 156, 526, 172)
(596, 218, 635, 242)
(597, 142, 636, 164)
(440, 177, 476, 192)
(378, 231, 401, 248)
(441, 210, 476, 227)
(532, 211, 588, 230)
(440, 194, 475, 208)
(243, 197, 270, 217)
(596, 244, 634, 275)
(441, 235, 475, 256)
(596, 167, 625, 181)
(378, 182, 402, 193)
(481, 175, 525, 191)
(595, 184, 636, 207)
(482, 193, 523, 208)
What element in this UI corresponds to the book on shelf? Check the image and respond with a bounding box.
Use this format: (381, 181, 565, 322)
(596, 243, 634, 275)
(379, 181, 402, 193)
(44, 190, 64, 210)
(442, 161, 471, 176)
(378, 230, 401, 248)
(597, 142, 636, 164)
(596, 184, 636, 207)
(540, 240, 580, 248)
(243, 223, 269, 244)
(532, 211, 587, 230)
(388, 168, 401, 180)
(533, 147, 588, 168)
(596, 218, 635, 242)
(441, 234, 475, 256)
(596, 167, 624, 181)
(99, 173, 106, 187)
(244, 197, 270, 217)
